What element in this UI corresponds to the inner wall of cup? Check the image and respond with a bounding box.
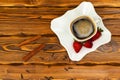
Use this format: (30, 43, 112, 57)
(70, 16, 97, 42)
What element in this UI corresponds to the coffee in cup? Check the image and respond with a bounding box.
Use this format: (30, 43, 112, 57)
(70, 16, 97, 42)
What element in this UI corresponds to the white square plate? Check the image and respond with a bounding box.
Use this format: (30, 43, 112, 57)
(51, 2, 111, 61)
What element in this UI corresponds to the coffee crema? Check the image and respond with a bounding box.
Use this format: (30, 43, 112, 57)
(70, 16, 97, 42)
(73, 19, 94, 39)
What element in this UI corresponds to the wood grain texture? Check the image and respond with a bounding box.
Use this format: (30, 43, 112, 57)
(0, 0, 120, 7)
(0, 7, 119, 36)
(0, 65, 120, 79)
(0, 0, 119, 79)
(0, 36, 118, 64)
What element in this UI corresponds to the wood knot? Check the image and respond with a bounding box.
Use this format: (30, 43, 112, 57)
(97, 39, 119, 53)
(44, 76, 54, 80)
(2, 44, 21, 51)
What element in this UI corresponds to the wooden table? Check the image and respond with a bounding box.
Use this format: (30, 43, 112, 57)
(0, 0, 119, 79)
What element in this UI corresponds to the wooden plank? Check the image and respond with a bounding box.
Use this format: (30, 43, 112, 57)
(0, 7, 119, 36)
(0, 36, 118, 64)
(0, 0, 120, 7)
(0, 65, 120, 79)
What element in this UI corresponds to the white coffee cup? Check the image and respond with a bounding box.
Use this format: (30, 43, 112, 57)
(70, 15, 97, 42)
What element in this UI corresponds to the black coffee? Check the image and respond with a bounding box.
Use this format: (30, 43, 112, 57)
(72, 19, 94, 39)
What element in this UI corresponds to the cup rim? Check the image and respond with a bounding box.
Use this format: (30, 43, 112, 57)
(70, 15, 97, 42)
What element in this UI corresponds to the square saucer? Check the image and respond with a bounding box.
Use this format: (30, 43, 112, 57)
(51, 2, 111, 61)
